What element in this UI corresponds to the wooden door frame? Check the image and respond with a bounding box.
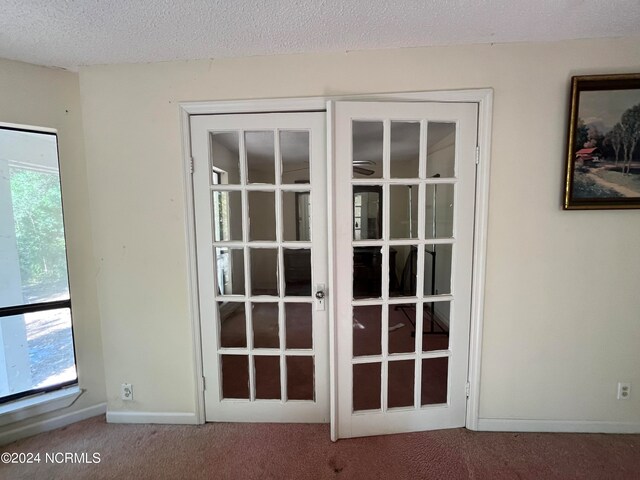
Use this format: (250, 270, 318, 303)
(179, 89, 493, 439)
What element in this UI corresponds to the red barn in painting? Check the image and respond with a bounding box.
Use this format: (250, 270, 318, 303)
(575, 147, 601, 165)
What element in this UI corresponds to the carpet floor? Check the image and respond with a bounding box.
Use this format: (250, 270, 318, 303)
(1, 416, 639, 479)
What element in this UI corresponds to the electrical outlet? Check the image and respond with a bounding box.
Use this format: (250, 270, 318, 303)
(121, 383, 133, 401)
(617, 382, 631, 400)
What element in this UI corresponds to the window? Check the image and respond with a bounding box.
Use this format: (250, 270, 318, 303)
(352, 186, 382, 240)
(295, 192, 311, 241)
(212, 170, 234, 295)
(0, 125, 77, 404)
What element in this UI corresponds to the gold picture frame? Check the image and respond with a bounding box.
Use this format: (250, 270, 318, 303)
(564, 73, 640, 209)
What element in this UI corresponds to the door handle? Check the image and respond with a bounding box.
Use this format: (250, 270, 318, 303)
(315, 284, 326, 311)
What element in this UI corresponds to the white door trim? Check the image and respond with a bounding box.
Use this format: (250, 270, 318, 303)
(179, 89, 493, 434)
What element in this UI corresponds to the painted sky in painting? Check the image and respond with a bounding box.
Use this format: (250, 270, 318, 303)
(579, 89, 640, 134)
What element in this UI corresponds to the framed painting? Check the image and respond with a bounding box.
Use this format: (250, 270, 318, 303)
(564, 73, 640, 209)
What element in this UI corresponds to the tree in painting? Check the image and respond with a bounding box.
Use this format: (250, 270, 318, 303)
(573, 89, 640, 200)
(605, 123, 624, 167)
(621, 104, 640, 175)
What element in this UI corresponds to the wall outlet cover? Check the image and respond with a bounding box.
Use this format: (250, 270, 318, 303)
(121, 383, 133, 401)
(617, 382, 631, 400)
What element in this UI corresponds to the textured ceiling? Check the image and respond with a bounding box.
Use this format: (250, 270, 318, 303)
(1, 0, 639, 70)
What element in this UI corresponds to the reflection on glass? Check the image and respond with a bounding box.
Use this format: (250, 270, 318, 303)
(1, 128, 70, 308)
(283, 191, 310, 241)
(421, 357, 448, 405)
(388, 360, 414, 408)
(221, 355, 249, 399)
(388, 304, 415, 354)
(218, 302, 246, 348)
(211, 131, 241, 184)
(353, 305, 381, 357)
(215, 248, 245, 295)
(252, 303, 279, 349)
(424, 244, 452, 296)
(283, 249, 311, 296)
(427, 122, 456, 178)
(353, 247, 382, 299)
(248, 191, 276, 241)
(353, 363, 381, 411)
(0, 309, 77, 396)
(390, 185, 419, 239)
(425, 184, 454, 239)
(250, 248, 278, 296)
(423, 301, 450, 352)
(390, 122, 420, 178)
(390, 245, 417, 297)
(353, 186, 382, 240)
(246, 131, 275, 183)
(1, 128, 75, 400)
(286, 356, 314, 400)
(213, 191, 242, 242)
(352, 121, 383, 179)
(254, 355, 281, 399)
(285, 303, 313, 349)
(280, 131, 310, 184)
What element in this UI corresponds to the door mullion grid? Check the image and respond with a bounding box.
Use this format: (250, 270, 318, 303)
(238, 130, 256, 402)
(195, 112, 329, 423)
(380, 119, 391, 412)
(274, 349, 312, 356)
(354, 297, 422, 306)
(245, 257, 256, 404)
(274, 129, 282, 188)
(445, 299, 454, 405)
(383, 118, 391, 182)
(274, 129, 288, 403)
(353, 239, 429, 247)
(381, 287, 389, 412)
(218, 295, 307, 303)
(351, 178, 452, 186)
(414, 152, 427, 408)
(217, 241, 312, 249)
(210, 184, 313, 192)
(352, 239, 455, 249)
(420, 350, 451, 360)
(413, 301, 425, 408)
(210, 170, 224, 368)
(419, 119, 427, 180)
(280, 352, 287, 403)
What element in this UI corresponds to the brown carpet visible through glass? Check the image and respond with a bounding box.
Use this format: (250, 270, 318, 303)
(218, 301, 449, 408)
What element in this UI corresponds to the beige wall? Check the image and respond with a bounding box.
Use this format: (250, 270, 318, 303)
(78, 37, 640, 423)
(0, 58, 106, 429)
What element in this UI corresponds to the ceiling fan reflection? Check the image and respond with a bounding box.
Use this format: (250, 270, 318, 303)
(283, 160, 377, 176)
(352, 160, 376, 176)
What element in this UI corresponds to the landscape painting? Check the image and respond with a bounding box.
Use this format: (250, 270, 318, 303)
(564, 74, 640, 209)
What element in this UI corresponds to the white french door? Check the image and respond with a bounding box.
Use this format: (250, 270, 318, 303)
(189, 98, 480, 435)
(191, 112, 329, 422)
(331, 101, 478, 438)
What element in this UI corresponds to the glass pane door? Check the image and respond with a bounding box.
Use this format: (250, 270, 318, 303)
(191, 112, 328, 422)
(333, 101, 478, 438)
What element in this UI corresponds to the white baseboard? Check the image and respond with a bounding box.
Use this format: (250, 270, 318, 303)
(106, 411, 199, 425)
(0, 402, 106, 446)
(477, 418, 640, 434)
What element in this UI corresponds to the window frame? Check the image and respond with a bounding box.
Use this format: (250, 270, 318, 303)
(0, 123, 78, 405)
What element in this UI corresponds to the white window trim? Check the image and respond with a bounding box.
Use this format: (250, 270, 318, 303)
(0, 386, 83, 427)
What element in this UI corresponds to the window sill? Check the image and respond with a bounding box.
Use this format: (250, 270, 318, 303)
(0, 386, 83, 427)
